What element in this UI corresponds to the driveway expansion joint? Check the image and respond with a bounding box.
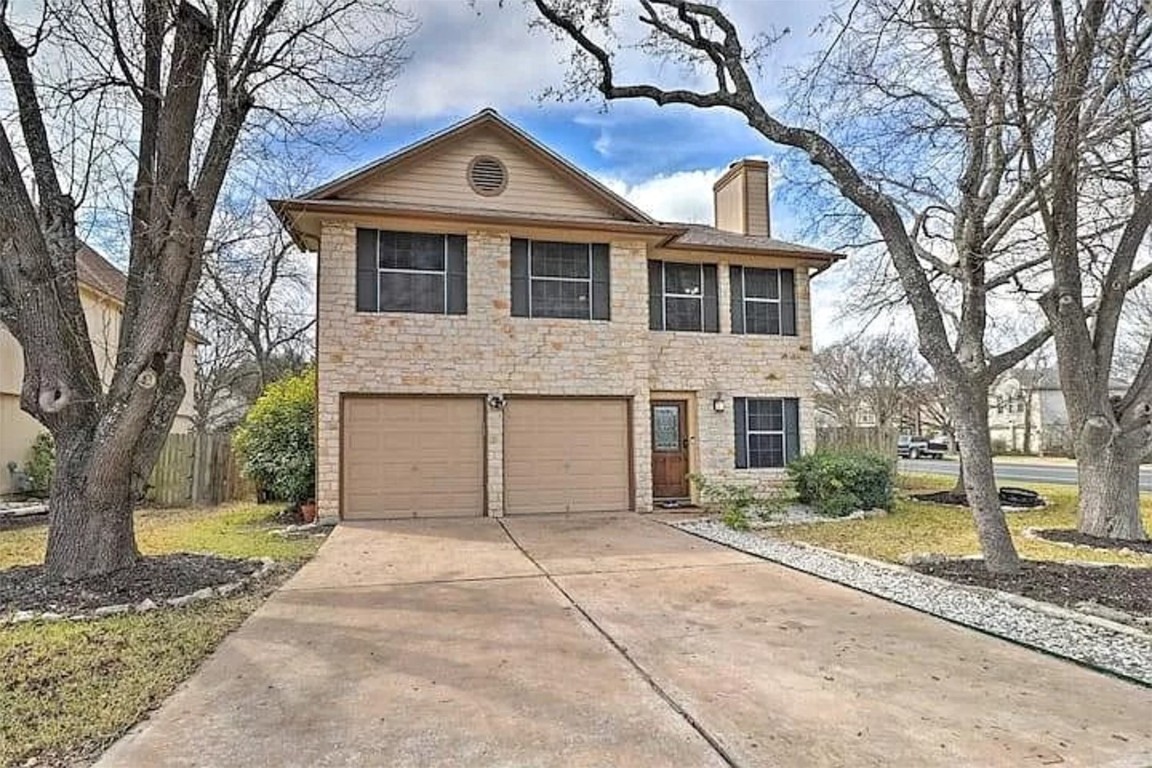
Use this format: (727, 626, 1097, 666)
(496, 519, 741, 768)
(279, 571, 546, 592)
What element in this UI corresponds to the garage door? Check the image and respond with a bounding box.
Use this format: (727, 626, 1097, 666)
(504, 398, 631, 515)
(342, 397, 484, 519)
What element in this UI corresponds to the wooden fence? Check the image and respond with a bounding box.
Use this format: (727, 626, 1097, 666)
(147, 432, 253, 507)
(815, 425, 899, 458)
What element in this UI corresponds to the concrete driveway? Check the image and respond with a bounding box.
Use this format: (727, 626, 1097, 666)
(97, 515, 1152, 767)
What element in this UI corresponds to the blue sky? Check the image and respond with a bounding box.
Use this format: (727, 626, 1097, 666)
(312, 0, 852, 341)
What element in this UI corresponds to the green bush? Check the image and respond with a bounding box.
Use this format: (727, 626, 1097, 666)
(690, 474, 787, 530)
(233, 368, 316, 504)
(787, 450, 893, 517)
(23, 432, 55, 497)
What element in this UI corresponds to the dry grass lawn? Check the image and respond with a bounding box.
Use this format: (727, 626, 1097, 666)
(768, 472, 1152, 568)
(0, 503, 322, 768)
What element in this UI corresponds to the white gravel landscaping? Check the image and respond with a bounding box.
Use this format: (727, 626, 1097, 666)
(676, 519, 1152, 686)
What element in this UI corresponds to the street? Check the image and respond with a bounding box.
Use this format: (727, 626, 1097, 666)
(900, 458, 1152, 491)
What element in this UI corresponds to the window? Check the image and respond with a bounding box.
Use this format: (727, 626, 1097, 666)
(648, 260, 719, 332)
(356, 229, 467, 315)
(734, 397, 800, 468)
(730, 266, 796, 336)
(511, 239, 610, 320)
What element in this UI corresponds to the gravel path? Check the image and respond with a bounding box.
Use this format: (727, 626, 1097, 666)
(676, 519, 1152, 686)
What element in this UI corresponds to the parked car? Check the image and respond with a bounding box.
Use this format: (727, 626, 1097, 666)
(897, 435, 947, 459)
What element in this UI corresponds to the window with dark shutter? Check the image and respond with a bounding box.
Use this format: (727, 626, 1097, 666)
(509, 238, 610, 321)
(734, 397, 800, 468)
(648, 260, 719, 332)
(730, 266, 797, 336)
(355, 228, 467, 315)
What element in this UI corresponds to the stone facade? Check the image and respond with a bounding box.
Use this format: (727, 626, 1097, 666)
(316, 219, 818, 520)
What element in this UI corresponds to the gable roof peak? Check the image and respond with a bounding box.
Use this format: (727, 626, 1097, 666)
(296, 108, 654, 224)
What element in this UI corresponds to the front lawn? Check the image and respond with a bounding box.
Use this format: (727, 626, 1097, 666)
(769, 473, 1152, 568)
(0, 503, 322, 768)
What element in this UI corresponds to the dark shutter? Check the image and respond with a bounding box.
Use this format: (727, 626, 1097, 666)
(591, 244, 611, 320)
(445, 235, 468, 315)
(355, 229, 378, 312)
(648, 261, 664, 330)
(511, 238, 529, 317)
(729, 266, 745, 334)
(702, 264, 719, 333)
(784, 398, 800, 464)
(781, 269, 797, 336)
(734, 397, 748, 469)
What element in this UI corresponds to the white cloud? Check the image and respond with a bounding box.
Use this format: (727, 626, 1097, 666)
(599, 168, 724, 223)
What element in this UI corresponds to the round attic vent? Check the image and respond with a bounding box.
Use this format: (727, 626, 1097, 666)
(467, 155, 507, 196)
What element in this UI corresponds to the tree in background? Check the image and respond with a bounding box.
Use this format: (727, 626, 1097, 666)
(194, 164, 316, 433)
(534, 0, 1152, 567)
(0, 0, 410, 578)
(814, 332, 927, 433)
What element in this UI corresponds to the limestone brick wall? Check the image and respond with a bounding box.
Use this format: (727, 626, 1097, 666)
(649, 264, 814, 493)
(316, 222, 652, 520)
(316, 220, 817, 518)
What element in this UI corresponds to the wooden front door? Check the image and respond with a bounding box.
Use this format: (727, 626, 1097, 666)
(651, 401, 689, 499)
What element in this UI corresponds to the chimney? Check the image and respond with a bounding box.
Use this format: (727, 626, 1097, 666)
(713, 159, 771, 237)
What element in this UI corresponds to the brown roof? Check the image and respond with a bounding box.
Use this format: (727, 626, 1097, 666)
(661, 223, 842, 260)
(76, 242, 129, 301)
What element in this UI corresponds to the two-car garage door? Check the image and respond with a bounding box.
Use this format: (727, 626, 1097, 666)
(341, 396, 630, 519)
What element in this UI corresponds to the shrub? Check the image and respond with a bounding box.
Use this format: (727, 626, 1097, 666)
(233, 368, 316, 504)
(690, 474, 787, 530)
(23, 432, 55, 497)
(787, 450, 893, 517)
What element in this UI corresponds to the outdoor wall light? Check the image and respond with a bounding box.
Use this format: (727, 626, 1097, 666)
(487, 394, 506, 410)
(712, 393, 726, 412)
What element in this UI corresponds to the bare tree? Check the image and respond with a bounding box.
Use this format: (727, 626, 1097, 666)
(533, 0, 1152, 568)
(0, 0, 410, 578)
(533, 0, 1034, 571)
(1014, 1, 1152, 540)
(815, 332, 927, 432)
(199, 196, 315, 394)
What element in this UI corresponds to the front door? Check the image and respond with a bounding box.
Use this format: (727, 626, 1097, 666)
(651, 401, 689, 499)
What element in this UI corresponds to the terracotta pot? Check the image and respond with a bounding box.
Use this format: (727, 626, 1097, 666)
(299, 501, 317, 524)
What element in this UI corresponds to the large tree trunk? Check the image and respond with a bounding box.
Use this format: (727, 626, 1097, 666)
(44, 429, 140, 579)
(1077, 444, 1148, 540)
(950, 388, 1020, 573)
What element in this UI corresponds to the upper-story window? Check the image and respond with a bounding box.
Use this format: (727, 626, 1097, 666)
(356, 229, 467, 315)
(730, 266, 796, 336)
(648, 260, 719, 332)
(511, 239, 610, 320)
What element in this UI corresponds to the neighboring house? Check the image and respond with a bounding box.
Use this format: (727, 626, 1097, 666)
(272, 109, 840, 521)
(989, 367, 1127, 454)
(0, 244, 200, 494)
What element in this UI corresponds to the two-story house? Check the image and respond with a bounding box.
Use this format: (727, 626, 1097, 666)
(273, 110, 839, 521)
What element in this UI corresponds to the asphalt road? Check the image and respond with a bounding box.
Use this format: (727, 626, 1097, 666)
(900, 458, 1152, 491)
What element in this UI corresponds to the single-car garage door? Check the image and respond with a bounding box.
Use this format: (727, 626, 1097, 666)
(342, 396, 484, 519)
(503, 398, 631, 515)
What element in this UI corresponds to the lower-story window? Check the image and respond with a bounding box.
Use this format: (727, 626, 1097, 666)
(734, 397, 800, 468)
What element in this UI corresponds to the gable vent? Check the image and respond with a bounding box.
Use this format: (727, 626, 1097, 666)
(468, 155, 507, 196)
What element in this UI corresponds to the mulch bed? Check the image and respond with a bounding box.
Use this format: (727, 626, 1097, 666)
(1032, 528, 1152, 554)
(0, 553, 260, 614)
(911, 559, 1152, 616)
(912, 486, 1045, 508)
(0, 513, 48, 532)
